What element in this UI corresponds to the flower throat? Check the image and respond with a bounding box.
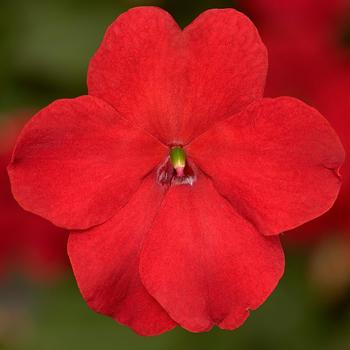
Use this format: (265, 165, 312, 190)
(157, 146, 196, 186)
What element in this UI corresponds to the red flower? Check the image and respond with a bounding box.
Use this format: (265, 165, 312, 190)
(240, 0, 350, 99)
(7, 8, 345, 335)
(0, 116, 68, 280)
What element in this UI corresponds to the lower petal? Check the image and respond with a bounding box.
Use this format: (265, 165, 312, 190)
(68, 174, 176, 336)
(140, 175, 284, 332)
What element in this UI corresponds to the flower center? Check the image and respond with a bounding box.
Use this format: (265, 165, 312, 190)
(170, 147, 186, 177)
(157, 146, 196, 186)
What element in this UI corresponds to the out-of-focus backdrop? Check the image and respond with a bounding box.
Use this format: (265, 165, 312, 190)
(0, 1, 349, 349)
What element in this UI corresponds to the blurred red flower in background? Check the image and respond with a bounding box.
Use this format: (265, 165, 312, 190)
(6, 7, 345, 335)
(240, 0, 350, 245)
(0, 115, 68, 281)
(238, 0, 350, 301)
(240, 0, 350, 97)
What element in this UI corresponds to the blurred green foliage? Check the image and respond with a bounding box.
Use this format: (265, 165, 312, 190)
(1, 0, 129, 110)
(0, 0, 236, 112)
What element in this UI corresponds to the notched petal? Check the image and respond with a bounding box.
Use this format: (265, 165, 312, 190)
(88, 7, 268, 144)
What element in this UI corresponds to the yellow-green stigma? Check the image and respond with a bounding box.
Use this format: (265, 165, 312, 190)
(170, 147, 186, 177)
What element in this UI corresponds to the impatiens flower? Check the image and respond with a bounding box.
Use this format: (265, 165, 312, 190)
(0, 116, 68, 281)
(7, 7, 345, 335)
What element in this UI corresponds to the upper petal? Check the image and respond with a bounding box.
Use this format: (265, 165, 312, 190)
(68, 173, 176, 336)
(187, 97, 345, 236)
(140, 174, 284, 332)
(180, 8, 267, 143)
(8, 96, 167, 230)
(88, 7, 267, 145)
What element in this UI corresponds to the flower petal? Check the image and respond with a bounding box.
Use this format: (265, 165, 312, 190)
(180, 8, 267, 143)
(140, 174, 284, 332)
(88, 7, 267, 144)
(187, 97, 345, 236)
(68, 174, 176, 336)
(8, 96, 167, 230)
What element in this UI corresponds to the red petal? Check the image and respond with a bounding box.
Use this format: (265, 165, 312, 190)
(188, 97, 345, 236)
(180, 9, 267, 143)
(140, 174, 284, 332)
(8, 96, 167, 230)
(68, 174, 176, 336)
(88, 7, 267, 144)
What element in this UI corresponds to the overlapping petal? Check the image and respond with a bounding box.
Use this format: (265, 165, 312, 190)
(8, 96, 167, 230)
(140, 174, 284, 332)
(68, 174, 176, 336)
(188, 97, 345, 236)
(88, 7, 267, 144)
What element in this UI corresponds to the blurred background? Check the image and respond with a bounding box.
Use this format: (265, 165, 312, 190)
(0, 0, 349, 349)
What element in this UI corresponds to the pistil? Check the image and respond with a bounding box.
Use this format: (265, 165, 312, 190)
(170, 147, 186, 177)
